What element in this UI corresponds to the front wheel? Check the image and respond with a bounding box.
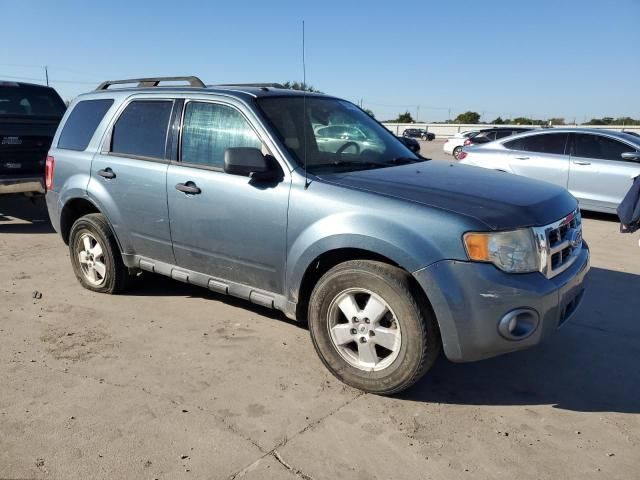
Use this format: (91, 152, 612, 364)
(308, 260, 441, 395)
(69, 213, 131, 294)
(453, 146, 463, 159)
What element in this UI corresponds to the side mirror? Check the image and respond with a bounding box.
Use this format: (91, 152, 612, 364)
(621, 151, 640, 162)
(224, 148, 269, 176)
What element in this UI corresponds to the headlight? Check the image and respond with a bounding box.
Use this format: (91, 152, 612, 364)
(463, 228, 540, 273)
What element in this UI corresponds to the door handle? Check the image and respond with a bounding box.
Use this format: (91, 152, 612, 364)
(175, 181, 201, 195)
(98, 168, 115, 179)
(573, 160, 591, 166)
(514, 156, 529, 160)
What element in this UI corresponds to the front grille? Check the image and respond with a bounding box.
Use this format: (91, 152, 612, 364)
(533, 209, 583, 279)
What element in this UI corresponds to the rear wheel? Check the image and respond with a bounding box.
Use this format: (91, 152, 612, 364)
(308, 260, 441, 395)
(69, 213, 131, 294)
(453, 146, 463, 159)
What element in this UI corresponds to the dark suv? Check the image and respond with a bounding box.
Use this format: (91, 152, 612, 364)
(402, 128, 435, 141)
(0, 81, 66, 195)
(463, 127, 532, 148)
(46, 77, 589, 394)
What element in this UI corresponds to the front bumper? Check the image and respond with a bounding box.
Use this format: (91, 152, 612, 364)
(413, 243, 590, 362)
(0, 175, 45, 195)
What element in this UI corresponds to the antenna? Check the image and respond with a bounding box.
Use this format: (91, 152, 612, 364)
(302, 20, 310, 189)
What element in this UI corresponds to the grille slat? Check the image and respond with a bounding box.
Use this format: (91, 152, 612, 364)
(533, 210, 582, 279)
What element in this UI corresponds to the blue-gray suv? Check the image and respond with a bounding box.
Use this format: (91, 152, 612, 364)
(46, 77, 590, 394)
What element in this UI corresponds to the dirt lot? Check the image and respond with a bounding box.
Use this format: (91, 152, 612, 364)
(1, 184, 639, 479)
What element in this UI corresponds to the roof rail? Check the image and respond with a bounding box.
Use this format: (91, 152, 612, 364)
(95, 76, 205, 90)
(216, 83, 285, 89)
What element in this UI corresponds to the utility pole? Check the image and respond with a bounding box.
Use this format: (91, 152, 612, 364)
(44, 65, 49, 86)
(448, 108, 451, 121)
(417, 105, 420, 122)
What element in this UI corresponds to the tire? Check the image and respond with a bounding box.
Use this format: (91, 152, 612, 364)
(308, 260, 441, 395)
(69, 213, 131, 294)
(453, 146, 463, 159)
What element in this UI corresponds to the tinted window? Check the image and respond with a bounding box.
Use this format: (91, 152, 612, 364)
(58, 99, 114, 151)
(505, 133, 568, 155)
(495, 130, 514, 139)
(111, 101, 173, 159)
(181, 102, 262, 168)
(0, 84, 66, 118)
(573, 134, 635, 161)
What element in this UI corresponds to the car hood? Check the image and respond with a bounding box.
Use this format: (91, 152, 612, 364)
(317, 161, 577, 230)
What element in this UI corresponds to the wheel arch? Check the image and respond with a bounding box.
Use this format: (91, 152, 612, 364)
(59, 197, 124, 256)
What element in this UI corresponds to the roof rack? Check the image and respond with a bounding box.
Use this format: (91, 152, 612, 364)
(216, 83, 285, 89)
(95, 76, 205, 90)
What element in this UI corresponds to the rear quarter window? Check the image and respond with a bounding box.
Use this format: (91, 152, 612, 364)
(504, 133, 568, 155)
(58, 99, 114, 151)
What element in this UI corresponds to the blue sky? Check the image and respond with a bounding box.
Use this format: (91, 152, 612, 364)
(1, 0, 638, 122)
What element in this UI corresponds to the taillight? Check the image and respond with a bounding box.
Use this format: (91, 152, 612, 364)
(457, 151, 468, 160)
(45, 155, 54, 191)
(463, 139, 472, 146)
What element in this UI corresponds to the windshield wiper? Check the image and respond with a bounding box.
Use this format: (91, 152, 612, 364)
(383, 157, 424, 165)
(311, 160, 388, 170)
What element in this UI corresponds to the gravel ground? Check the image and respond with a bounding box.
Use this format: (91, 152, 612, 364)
(1, 189, 639, 479)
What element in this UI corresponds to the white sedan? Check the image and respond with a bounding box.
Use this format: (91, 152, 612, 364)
(443, 130, 480, 158)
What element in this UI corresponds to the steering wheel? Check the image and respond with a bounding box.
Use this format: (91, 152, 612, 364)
(336, 141, 360, 160)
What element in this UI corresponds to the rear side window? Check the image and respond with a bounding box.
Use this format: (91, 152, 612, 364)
(58, 99, 114, 151)
(572, 134, 635, 161)
(111, 100, 173, 159)
(504, 133, 568, 155)
(181, 102, 262, 168)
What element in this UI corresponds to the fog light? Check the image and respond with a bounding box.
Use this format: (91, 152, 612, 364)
(498, 308, 539, 340)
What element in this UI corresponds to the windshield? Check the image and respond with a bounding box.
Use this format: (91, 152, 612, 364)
(0, 84, 66, 118)
(257, 96, 419, 173)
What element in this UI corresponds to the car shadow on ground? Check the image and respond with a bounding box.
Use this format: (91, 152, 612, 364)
(128, 272, 301, 326)
(581, 210, 619, 223)
(402, 266, 640, 414)
(0, 196, 54, 234)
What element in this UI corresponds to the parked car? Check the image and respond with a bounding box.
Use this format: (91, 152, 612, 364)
(0, 81, 66, 195)
(397, 135, 420, 153)
(402, 128, 435, 141)
(443, 130, 480, 158)
(46, 76, 589, 394)
(459, 128, 640, 213)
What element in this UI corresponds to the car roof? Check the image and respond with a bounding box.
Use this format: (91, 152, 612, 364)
(494, 127, 640, 147)
(0, 80, 56, 90)
(75, 84, 331, 103)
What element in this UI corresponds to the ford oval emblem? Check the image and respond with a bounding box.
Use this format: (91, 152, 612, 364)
(569, 230, 582, 248)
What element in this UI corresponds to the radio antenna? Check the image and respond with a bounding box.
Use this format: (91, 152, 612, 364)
(302, 20, 310, 189)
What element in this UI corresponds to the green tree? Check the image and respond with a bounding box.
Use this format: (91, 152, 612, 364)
(454, 111, 481, 124)
(282, 81, 320, 93)
(393, 111, 415, 123)
(491, 116, 504, 125)
(549, 117, 565, 125)
(513, 117, 533, 125)
(364, 108, 375, 118)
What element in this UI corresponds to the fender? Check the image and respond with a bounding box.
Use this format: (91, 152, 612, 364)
(285, 212, 445, 303)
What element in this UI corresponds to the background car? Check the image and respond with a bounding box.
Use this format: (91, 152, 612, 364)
(463, 127, 532, 146)
(0, 81, 66, 196)
(459, 128, 640, 213)
(443, 130, 480, 158)
(397, 135, 420, 153)
(402, 128, 435, 141)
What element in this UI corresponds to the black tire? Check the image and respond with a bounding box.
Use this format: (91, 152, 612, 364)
(69, 213, 131, 294)
(308, 260, 441, 395)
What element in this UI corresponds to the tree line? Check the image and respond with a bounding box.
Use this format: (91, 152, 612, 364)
(386, 110, 640, 126)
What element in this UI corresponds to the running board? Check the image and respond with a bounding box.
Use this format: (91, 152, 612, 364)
(123, 254, 294, 318)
